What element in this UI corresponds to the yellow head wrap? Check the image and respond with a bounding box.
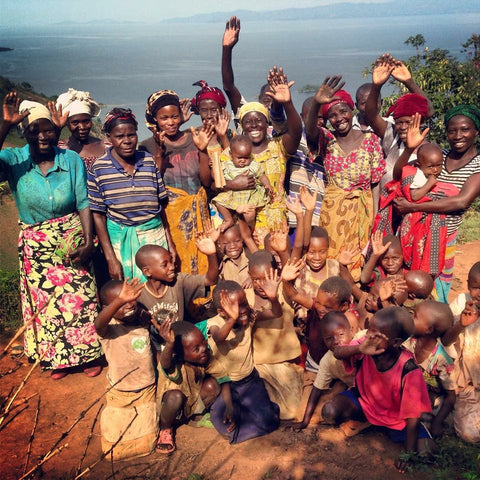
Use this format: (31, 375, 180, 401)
(238, 102, 270, 123)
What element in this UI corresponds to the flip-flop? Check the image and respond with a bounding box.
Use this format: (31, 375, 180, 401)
(83, 365, 102, 377)
(156, 429, 175, 454)
(51, 369, 69, 380)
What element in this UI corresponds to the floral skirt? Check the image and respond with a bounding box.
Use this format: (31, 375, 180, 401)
(18, 212, 102, 370)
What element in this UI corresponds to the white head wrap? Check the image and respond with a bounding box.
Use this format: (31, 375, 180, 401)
(19, 100, 52, 129)
(56, 88, 101, 118)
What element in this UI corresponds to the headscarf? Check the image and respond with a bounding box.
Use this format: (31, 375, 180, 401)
(321, 90, 354, 119)
(238, 102, 270, 123)
(19, 100, 52, 131)
(190, 80, 226, 114)
(56, 88, 101, 118)
(102, 108, 137, 134)
(444, 105, 480, 131)
(386, 93, 428, 119)
(145, 89, 180, 132)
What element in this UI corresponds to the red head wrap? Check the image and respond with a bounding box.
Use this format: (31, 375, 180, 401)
(191, 80, 227, 114)
(321, 90, 354, 119)
(386, 93, 428, 119)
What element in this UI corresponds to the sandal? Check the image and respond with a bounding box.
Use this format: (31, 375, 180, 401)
(51, 369, 69, 380)
(156, 429, 176, 454)
(83, 365, 102, 377)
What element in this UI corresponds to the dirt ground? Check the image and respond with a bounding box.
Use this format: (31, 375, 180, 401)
(1, 217, 480, 479)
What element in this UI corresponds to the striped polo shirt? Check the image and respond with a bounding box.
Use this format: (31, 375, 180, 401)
(87, 148, 167, 226)
(438, 152, 480, 235)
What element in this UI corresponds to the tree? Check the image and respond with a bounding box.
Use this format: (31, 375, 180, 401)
(405, 34, 425, 57)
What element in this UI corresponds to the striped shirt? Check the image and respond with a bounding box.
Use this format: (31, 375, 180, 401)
(87, 148, 167, 226)
(438, 152, 480, 235)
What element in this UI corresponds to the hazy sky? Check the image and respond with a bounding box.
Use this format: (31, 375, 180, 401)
(1, 0, 388, 26)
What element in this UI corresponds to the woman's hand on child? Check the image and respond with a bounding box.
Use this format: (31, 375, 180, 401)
(281, 258, 305, 282)
(338, 246, 361, 266)
(370, 230, 391, 257)
(214, 108, 230, 137)
(299, 186, 316, 212)
(359, 332, 387, 356)
(460, 301, 480, 327)
(372, 53, 395, 86)
(406, 112, 430, 149)
(195, 232, 217, 256)
(220, 290, 239, 321)
(223, 16, 240, 48)
(47, 101, 69, 129)
(314, 75, 345, 105)
(266, 66, 295, 104)
(190, 123, 215, 152)
(180, 98, 194, 124)
(286, 195, 303, 216)
(118, 277, 144, 304)
(260, 268, 281, 300)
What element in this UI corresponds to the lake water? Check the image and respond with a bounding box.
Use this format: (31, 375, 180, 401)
(0, 13, 478, 138)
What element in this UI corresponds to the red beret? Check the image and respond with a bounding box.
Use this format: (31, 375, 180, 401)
(386, 93, 428, 119)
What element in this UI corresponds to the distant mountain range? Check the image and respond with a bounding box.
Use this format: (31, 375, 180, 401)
(162, 0, 480, 23)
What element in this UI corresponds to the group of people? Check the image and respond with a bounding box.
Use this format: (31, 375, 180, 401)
(1, 15, 480, 472)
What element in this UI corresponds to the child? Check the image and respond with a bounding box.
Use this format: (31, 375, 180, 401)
(94, 278, 157, 460)
(288, 312, 360, 430)
(403, 270, 434, 314)
(213, 135, 273, 234)
(207, 281, 280, 443)
(443, 261, 480, 442)
(323, 306, 432, 473)
(246, 250, 303, 419)
(155, 318, 231, 453)
(217, 224, 252, 288)
(135, 232, 218, 352)
(404, 301, 455, 438)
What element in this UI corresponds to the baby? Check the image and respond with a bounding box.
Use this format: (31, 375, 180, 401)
(213, 135, 273, 234)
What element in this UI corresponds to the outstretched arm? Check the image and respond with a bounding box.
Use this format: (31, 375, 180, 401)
(0, 92, 29, 148)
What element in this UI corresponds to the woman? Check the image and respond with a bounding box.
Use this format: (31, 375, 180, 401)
(87, 108, 174, 280)
(221, 68, 302, 249)
(143, 89, 214, 274)
(305, 77, 385, 281)
(53, 88, 108, 169)
(0, 92, 102, 379)
(395, 105, 480, 302)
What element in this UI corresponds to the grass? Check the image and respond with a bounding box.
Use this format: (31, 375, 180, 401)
(0, 269, 21, 333)
(458, 198, 480, 244)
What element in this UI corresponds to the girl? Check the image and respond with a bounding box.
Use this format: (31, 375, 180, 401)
(207, 281, 280, 443)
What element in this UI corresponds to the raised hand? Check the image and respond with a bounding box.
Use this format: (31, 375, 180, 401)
(460, 301, 480, 327)
(391, 58, 413, 84)
(281, 258, 305, 282)
(214, 108, 231, 137)
(190, 123, 215, 152)
(359, 332, 387, 356)
(259, 268, 281, 300)
(269, 223, 289, 253)
(338, 246, 361, 266)
(156, 316, 176, 344)
(152, 126, 167, 148)
(370, 231, 391, 257)
(223, 16, 240, 48)
(118, 277, 145, 304)
(266, 66, 295, 104)
(2, 92, 29, 125)
(220, 290, 239, 321)
(286, 195, 303, 216)
(299, 186, 316, 212)
(378, 278, 395, 302)
(180, 98, 194, 124)
(195, 231, 217, 256)
(372, 53, 395, 86)
(47, 101, 69, 129)
(405, 112, 429, 149)
(314, 75, 345, 105)
(203, 217, 221, 244)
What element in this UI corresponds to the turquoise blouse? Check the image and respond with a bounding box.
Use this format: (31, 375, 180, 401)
(0, 145, 89, 225)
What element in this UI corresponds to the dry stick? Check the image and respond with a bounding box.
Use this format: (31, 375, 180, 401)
(74, 408, 139, 480)
(19, 442, 69, 480)
(22, 396, 40, 476)
(0, 403, 29, 432)
(0, 361, 23, 378)
(76, 403, 103, 477)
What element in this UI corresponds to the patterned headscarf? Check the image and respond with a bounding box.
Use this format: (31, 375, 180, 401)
(56, 88, 101, 118)
(190, 80, 227, 115)
(102, 108, 137, 134)
(386, 93, 428, 119)
(444, 105, 480, 131)
(321, 90, 354, 119)
(238, 102, 270, 123)
(145, 89, 180, 132)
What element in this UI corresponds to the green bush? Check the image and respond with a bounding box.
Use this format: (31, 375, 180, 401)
(0, 269, 22, 333)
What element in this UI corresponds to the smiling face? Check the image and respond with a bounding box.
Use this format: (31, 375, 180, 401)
(25, 118, 57, 157)
(68, 113, 92, 142)
(182, 328, 210, 366)
(241, 111, 268, 146)
(142, 248, 177, 283)
(446, 115, 479, 154)
(107, 123, 138, 160)
(219, 227, 243, 260)
(313, 290, 344, 319)
(327, 103, 353, 135)
(321, 320, 352, 351)
(306, 237, 329, 272)
(155, 104, 182, 137)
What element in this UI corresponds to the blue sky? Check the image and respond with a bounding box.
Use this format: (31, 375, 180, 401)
(1, 0, 387, 26)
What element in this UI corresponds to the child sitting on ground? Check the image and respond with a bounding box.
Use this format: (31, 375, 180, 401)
(94, 278, 157, 460)
(155, 318, 231, 453)
(207, 281, 280, 443)
(404, 300, 455, 438)
(443, 261, 480, 442)
(213, 135, 273, 236)
(323, 306, 432, 473)
(135, 231, 219, 354)
(403, 270, 434, 314)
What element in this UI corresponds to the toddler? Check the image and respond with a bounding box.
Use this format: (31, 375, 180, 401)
(403, 270, 434, 314)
